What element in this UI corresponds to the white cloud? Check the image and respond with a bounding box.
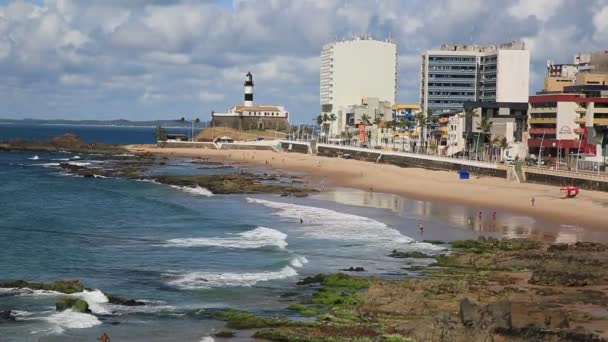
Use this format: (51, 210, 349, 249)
(509, 0, 563, 21)
(198, 91, 225, 102)
(0, 0, 603, 122)
(593, 5, 608, 43)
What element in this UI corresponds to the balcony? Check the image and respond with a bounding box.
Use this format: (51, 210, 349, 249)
(529, 107, 557, 114)
(575, 117, 608, 125)
(528, 128, 556, 135)
(529, 117, 557, 124)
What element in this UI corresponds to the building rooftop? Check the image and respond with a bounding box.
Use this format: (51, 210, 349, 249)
(392, 104, 420, 110)
(234, 105, 281, 112)
(439, 41, 525, 52)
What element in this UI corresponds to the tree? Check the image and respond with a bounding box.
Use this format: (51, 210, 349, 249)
(360, 114, 371, 125)
(316, 114, 324, 126)
(476, 116, 493, 160)
(429, 140, 438, 155)
(155, 126, 167, 142)
(328, 113, 337, 138)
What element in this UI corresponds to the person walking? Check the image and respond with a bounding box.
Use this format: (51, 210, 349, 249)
(98, 333, 110, 342)
(531, 196, 536, 207)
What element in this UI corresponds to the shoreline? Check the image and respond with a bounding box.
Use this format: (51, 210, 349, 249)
(126, 145, 608, 231)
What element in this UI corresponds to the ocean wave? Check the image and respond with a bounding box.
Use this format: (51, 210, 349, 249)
(135, 178, 161, 184)
(71, 156, 81, 160)
(71, 289, 110, 315)
(113, 153, 135, 157)
(32, 162, 61, 168)
(290, 255, 309, 268)
(66, 161, 91, 166)
(170, 185, 213, 197)
(28, 155, 39, 160)
(163, 227, 287, 249)
(44, 309, 101, 334)
(163, 266, 298, 290)
(200, 337, 215, 342)
(50, 158, 70, 161)
(246, 198, 445, 253)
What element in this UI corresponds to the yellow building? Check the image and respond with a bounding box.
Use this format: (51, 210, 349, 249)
(392, 104, 420, 120)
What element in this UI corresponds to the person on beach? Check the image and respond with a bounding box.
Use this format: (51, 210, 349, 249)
(492, 211, 496, 220)
(98, 333, 110, 342)
(478, 211, 482, 219)
(418, 223, 424, 233)
(299, 218, 303, 224)
(531, 197, 536, 207)
(467, 217, 472, 225)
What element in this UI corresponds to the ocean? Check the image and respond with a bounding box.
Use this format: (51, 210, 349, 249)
(0, 125, 599, 341)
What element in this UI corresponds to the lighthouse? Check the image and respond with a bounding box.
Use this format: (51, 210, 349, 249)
(244, 71, 254, 106)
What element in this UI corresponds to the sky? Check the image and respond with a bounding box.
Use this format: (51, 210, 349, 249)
(0, 0, 608, 123)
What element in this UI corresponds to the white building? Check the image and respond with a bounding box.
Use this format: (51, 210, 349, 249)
(420, 42, 530, 116)
(320, 35, 397, 135)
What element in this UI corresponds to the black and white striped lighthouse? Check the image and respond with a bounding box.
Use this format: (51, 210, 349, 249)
(244, 71, 254, 106)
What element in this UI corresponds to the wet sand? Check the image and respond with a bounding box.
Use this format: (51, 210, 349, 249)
(126, 145, 608, 233)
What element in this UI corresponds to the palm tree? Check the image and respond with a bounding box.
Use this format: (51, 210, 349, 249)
(476, 116, 493, 161)
(360, 114, 371, 125)
(463, 108, 477, 159)
(429, 140, 438, 155)
(328, 113, 337, 141)
(413, 112, 428, 153)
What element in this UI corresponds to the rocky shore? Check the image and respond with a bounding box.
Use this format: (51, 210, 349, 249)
(208, 238, 608, 342)
(0, 133, 126, 154)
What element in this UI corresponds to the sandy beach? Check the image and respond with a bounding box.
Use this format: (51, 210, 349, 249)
(127, 145, 608, 230)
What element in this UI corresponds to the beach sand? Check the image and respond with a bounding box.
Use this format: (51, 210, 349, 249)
(127, 145, 608, 230)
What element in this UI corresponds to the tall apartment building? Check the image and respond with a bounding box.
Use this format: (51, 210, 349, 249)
(420, 42, 530, 117)
(320, 35, 397, 135)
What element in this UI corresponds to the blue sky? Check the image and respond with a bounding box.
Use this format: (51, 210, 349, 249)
(0, 0, 607, 123)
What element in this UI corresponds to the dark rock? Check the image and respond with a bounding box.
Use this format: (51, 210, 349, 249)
(389, 251, 434, 259)
(341, 267, 365, 272)
(529, 270, 598, 287)
(155, 174, 313, 196)
(107, 295, 145, 306)
(56, 297, 91, 313)
(0, 310, 15, 322)
(547, 243, 570, 252)
(0, 280, 85, 294)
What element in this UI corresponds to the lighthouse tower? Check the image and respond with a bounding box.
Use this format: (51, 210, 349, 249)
(244, 72, 254, 106)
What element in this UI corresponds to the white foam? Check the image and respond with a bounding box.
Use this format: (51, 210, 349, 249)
(70, 289, 110, 315)
(93, 174, 108, 179)
(170, 185, 213, 197)
(164, 266, 298, 290)
(200, 337, 215, 342)
(135, 178, 161, 184)
(51, 158, 70, 161)
(113, 153, 135, 157)
(33, 162, 60, 168)
(164, 227, 287, 249)
(290, 256, 309, 268)
(44, 309, 101, 334)
(28, 155, 39, 160)
(247, 198, 445, 253)
(71, 156, 81, 160)
(67, 161, 91, 166)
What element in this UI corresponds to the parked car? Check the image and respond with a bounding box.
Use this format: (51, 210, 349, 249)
(214, 136, 234, 143)
(256, 137, 265, 141)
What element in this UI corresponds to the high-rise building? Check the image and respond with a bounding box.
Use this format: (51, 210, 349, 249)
(420, 42, 530, 117)
(320, 35, 397, 135)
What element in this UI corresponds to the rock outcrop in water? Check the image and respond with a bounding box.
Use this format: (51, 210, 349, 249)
(0, 134, 125, 154)
(56, 297, 91, 313)
(0, 280, 86, 294)
(0, 310, 15, 322)
(154, 173, 314, 196)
